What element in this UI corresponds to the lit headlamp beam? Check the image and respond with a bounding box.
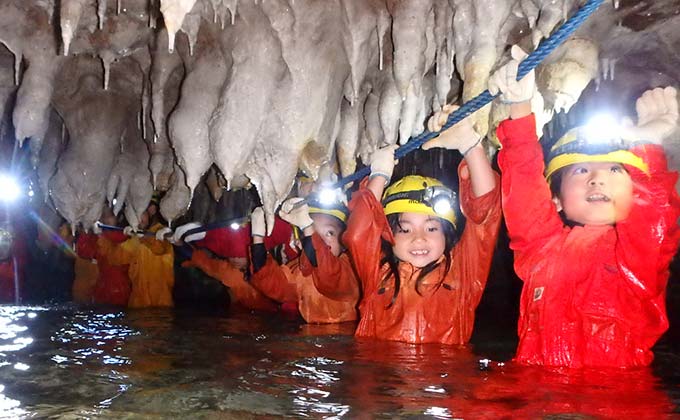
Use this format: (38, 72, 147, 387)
(581, 114, 622, 144)
(290, 187, 346, 211)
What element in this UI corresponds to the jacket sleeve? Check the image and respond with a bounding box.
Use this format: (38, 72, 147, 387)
(454, 161, 503, 306)
(615, 144, 680, 298)
(343, 178, 393, 294)
(182, 249, 241, 287)
(497, 114, 564, 271)
(300, 233, 359, 301)
(249, 256, 299, 303)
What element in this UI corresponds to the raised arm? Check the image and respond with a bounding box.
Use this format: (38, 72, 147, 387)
(490, 45, 564, 258)
(616, 87, 680, 298)
(344, 179, 394, 294)
(301, 234, 359, 301)
(423, 104, 495, 197)
(451, 160, 502, 305)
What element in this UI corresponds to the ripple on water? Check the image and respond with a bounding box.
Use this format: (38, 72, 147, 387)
(0, 305, 676, 418)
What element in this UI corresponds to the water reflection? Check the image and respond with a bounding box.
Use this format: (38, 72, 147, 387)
(0, 305, 676, 418)
(0, 385, 25, 418)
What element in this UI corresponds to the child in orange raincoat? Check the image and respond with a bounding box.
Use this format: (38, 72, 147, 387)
(343, 109, 502, 345)
(180, 217, 293, 313)
(490, 46, 680, 368)
(249, 198, 360, 324)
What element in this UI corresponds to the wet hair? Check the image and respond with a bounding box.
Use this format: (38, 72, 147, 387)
(378, 213, 460, 309)
(549, 169, 564, 198)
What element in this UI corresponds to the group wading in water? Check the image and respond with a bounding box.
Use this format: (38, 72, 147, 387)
(2, 45, 679, 370)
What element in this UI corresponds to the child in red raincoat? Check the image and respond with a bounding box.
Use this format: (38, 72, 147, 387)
(343, 109, 502, 345)
(77, 208, 131, 306)
(249, 199, 360, 324)
(490, 46, 680, 368)
(0, 224, 26, 303)
(76, 231, 130, 307)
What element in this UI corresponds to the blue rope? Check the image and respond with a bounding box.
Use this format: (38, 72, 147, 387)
(335, 0, 605, 188)
(177, 0, 604, 235)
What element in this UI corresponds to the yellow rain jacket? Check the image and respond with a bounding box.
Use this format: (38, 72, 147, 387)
(115, 223, 175, 308)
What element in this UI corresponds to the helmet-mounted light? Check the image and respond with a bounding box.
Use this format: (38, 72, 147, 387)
(303, 188, 349, 224)
(545, 113, 648, 180)
(317, 187, 343, 206)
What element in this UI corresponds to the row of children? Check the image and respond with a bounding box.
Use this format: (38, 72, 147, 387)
(71, 201, 175, 308)
(164, 49, 680, 369)
(4, 47, 675, 369)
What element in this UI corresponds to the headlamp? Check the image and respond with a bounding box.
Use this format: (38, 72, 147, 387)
(581, 114, 621, 143)
(229, 222, 240, 230)
(383, 184, 456, 217)
(550, 114, 629, 159)
(316, 186, 345, 207)
(422, 185, 455, 215)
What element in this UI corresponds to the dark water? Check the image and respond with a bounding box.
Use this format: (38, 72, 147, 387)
(0, 305, 678, 419)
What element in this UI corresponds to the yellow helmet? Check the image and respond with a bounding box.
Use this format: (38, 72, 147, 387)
(545, 126, 648, 181)
(382, 175, 457, 228)
(307, 199, 348, 224)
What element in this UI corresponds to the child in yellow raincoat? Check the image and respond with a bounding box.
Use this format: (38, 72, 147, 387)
(118, 204, 174, 308)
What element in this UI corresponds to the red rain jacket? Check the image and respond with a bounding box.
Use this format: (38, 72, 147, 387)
(196, 216, 298, 261)
(497, 113, 680, 368)
(76, 230, 131, 306)
(250, 233, 359, 324)
(0, 240, 26, 303)
(344, 163, 502, 344)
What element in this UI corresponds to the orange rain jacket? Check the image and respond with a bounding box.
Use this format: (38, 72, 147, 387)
(76, 230, 131, 306)
(497, 114, 680, 368)
(250, 233, 360, 324)
(344, 163, 502, 345)
(182, 249, 279, 312)
(115, 224, 174, 308)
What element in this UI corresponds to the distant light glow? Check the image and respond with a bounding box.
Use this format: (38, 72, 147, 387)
(424, 406, 451, 418)
(0, 174, 20, 203)
(230, 222, 240, 230)
(112, 198, 118, 206)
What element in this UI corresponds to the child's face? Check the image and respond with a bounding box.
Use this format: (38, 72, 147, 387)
(555, 161, 634, 225)
(311, 214, 344, 257)
(392, 212, 446, 268)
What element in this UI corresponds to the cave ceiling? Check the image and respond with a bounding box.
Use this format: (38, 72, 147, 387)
(0, 0, 678, 231)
